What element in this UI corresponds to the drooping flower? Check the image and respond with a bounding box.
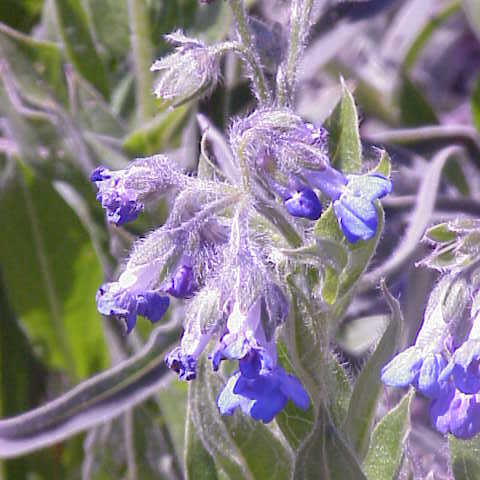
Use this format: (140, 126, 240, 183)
(381, 347, 448, 398)
(90, 155, 180, 225)
(430, 386, 480, 439)
(305, 167, 392, 243)
(217, 349, 310, 423)
(212, 298, 309, 422)
(284, 188, 322, 220)
(151, 30, 221, 106)
(96, 263, 170, 333)
(439, 300, 480, 394)
(165, 289, 221, 381)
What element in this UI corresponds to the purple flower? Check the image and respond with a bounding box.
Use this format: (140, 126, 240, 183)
(90, 155, 180, 225)
(167, 265, 195, 299)
(307, 167, 392, 242)
(211, 298, 309, 422)
(439, 316, 480, 394)
(96, 264, 170, 333)
(90, 166, 143, 225)
(284, 188, 322, 220)
(381, 347, 448, 398)
(217, 349, 309, 423)
(430, 387, 480, 439)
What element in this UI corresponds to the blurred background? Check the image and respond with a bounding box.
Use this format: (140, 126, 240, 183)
(0, 0, 479, 478)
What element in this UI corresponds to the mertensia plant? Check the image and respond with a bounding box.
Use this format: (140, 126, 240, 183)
(1, 1, 480, 479)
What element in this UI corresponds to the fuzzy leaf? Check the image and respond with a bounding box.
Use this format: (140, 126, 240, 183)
(363, 392, 412, 480)
(326, 80, 362, 174)
(293, 405, 367, 480)
(123, 106, 191, 156)
(0, 325, 178, 458)
(344, 282, 403, 460)
(185, 389, 218, 480)
(0, 166, 106, 379)
(450, 434, 480, 480)
(0, 23, 68, 105)
(53, 0, 109, 97)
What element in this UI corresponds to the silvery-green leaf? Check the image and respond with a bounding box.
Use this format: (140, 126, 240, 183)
(425, 223, 458, 244)
(52, 0, 109, 97)
(185, 386, 218, 480)
(325, 79, 362, 174)
(0, 165, 106, 379)
(82, 404, 183, 480)
(189, 357, 293, 480)
(0, 23, 68, 105)
(450, 433, 480, 480)
(473, 77, 480, 133)
(85, 0, 130, 60)
(123, 106, 191, 157)
(363, 392, 413, 480)
(293, 405, 366, 480)
(344, 282, 403, 460)
(0, 324, 178, 459)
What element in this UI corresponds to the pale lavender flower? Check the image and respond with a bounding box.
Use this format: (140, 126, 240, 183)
(96, 263, 170, 333)
(151, 30, 221, 107)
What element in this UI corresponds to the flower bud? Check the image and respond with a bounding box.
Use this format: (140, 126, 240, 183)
(151, 30, 221, 107)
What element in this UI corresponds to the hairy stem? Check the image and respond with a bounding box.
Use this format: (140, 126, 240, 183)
(126, 0, 155, 122)
(228, 0, 271, 104)
(277, 0, 314, 106)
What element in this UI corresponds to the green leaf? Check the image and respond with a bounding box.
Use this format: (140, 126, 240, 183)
(397, 74, 438, 127)
(403, 1, 461, 71)
(344, 282, 403, 460)
(293, 405, 367, 480)
(123, 106, 191, 156)
(363, 392, 412, 480)
(0, 165, 107, 379)
(0, 0, 43, 33)
(53, 0, 109, 97)
(185, 388, 218, 480)
(83, 404, 183, 480)
(472, 76, 480, 133)
(0, 23, 68, 105)
(450, 434, 480, 479)
(325, 79, 362, 174)
(189, 357, 293, 480)
(0, 325, 178, 458)
(425, 223, 459, 244)
(85, 0, 130, 60)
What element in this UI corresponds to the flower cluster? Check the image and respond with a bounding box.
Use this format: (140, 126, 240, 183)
(381, 281, 480, 438)
(90, 99, 392, 423)
(230, 109, 392, 243)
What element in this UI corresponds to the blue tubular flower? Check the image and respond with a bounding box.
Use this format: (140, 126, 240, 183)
(381, 347, 448, 398)
(284, 189, 322, 220)
(167, 265, 195, 299)
(90, 155, 180, 225)
(90, 166, 142, 225)
(430, 388, 480, 439)
(96, 266, 169, 334)
(439, 314, 480, 394)
(217, 350, 309, 423)
(307, 166, 392, 242)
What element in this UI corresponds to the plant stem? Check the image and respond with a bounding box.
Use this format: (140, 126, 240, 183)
(278, 0, 314, 106)
(228, 0, 271, 104)
(126, 0, 156, 123)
